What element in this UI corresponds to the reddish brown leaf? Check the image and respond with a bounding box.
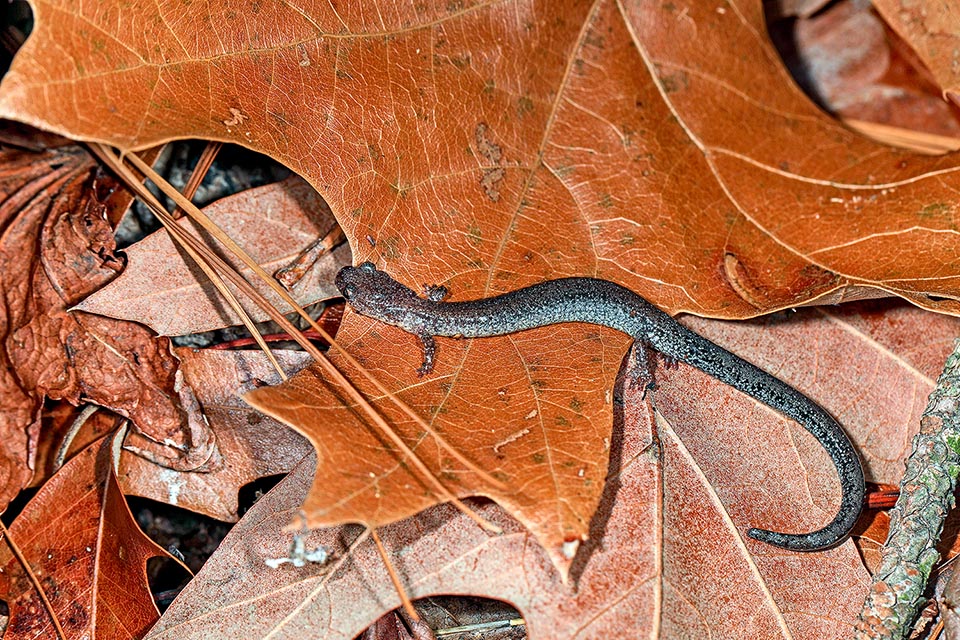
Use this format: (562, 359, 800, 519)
(119, 348, 314, 521)
(31, 402, 122, 488)
(0, 433, 176, 640)
(0, 144, 210, 508)
(3, 1, 960, 317)
(244, 320, 628, 575)
(77, 175, 351, 336)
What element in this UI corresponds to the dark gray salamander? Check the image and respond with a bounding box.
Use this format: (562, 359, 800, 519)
(335, 262, 865, 552)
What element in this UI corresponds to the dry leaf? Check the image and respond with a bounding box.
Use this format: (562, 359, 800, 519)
(791, 1, 960, 138)
(119, 348, 314, 521)
(4, 1, 960, 317)
(77, 175, 350, 336)
(873, 0, 960, 100)
(0, 432, 177, 640)
(147, 362, 868, 639)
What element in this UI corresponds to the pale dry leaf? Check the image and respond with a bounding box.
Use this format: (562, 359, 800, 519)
(147, 359, 867, 639)
(119, 348, 314, 520)
(77, 175, 350, 336)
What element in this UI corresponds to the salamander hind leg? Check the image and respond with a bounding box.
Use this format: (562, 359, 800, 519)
(416, 334, 438, 376)
(628, 342, 658, 397)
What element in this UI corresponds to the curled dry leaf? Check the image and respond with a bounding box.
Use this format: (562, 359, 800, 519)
(148, 356, 868, 640)
(791, 1, 960, 140)
(0, 144, 210, 508)
(76, 175, 351, 336)
(119, 348, 314, 521)
(0, 432, 178, 640)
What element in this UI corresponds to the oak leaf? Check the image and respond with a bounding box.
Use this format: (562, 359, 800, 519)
(0, 432, 178, 640)
(3, 1, 960, 316)
(148, 369, 869, 640)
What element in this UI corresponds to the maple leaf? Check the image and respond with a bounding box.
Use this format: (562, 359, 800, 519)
(0, 144, 212, 509)
(0, 432, 179, 640)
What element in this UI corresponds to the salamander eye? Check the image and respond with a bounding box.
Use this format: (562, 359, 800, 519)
(341, 284, 357, 300)
(358, 262, 377, 273)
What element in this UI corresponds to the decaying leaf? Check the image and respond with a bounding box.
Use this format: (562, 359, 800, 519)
(0, 432, 178, 640)
(119, 348, 314, 521)
(0, 144, 210, 509)
(244, 320, 627, 575)
(77, 175, 351, 336)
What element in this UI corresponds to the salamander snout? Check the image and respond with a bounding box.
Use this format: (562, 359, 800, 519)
(335, 263, 420, 313)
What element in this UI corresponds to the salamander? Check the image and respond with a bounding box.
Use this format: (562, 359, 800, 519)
(335, 262, 865, 551)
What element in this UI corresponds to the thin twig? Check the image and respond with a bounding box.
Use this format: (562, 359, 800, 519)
(0, 519, 67, 640)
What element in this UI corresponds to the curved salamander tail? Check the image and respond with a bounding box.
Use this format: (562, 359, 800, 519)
(745, 433, 865, 551)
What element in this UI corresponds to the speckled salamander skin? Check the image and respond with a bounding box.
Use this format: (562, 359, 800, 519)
(335, 262, 865, 552)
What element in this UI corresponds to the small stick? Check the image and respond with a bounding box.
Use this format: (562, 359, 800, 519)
(855, 339, 960, 638)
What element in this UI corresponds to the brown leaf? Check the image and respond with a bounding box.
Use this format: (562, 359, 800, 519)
(791, 1, 960, 138)
(119, 348, 314, 521)
(76, 175, 351, 336)
(0, 144, 209, 508)
(0, 432, 176, 640)
(147, 363, 869, 639)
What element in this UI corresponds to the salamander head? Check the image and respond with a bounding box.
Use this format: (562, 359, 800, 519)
(335, 262, 424, 325)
